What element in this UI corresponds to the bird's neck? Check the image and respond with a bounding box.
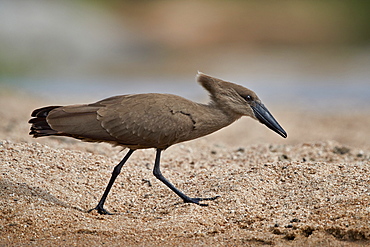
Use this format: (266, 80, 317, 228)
(192, 101, 241, 135)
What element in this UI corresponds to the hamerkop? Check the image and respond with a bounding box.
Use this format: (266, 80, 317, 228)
(29, 72, 287, 214)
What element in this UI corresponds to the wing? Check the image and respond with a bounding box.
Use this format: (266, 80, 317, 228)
(45, 94, 200, 149)
(96, 94, 197, 149)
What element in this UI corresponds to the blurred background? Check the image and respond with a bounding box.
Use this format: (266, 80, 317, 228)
(0, 0, 369, 147)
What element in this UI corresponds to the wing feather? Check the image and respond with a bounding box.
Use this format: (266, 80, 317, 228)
(97, 94, 196, 148)
(44, 94, 200, 149)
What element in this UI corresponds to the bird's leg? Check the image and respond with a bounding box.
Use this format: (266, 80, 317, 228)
(88, 149, 135, 215)
(153, 149, 219, 206)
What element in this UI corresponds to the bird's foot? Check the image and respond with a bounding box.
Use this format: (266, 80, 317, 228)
(87, 205, 113, 215)
(184, 195, 220, 206)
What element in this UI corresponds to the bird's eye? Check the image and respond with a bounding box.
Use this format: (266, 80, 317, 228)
(243, 95, 253, 101)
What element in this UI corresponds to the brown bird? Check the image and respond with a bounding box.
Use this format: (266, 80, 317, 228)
(29, 72, 287, 214)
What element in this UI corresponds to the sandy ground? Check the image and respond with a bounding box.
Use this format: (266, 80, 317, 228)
(1, 92, 370, 246)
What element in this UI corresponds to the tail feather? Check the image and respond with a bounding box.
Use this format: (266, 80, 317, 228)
(32, 106, 63, 117)
(29, 106, 61, 137)
(29, 105, 115, 143)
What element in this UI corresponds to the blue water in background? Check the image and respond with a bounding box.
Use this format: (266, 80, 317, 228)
(2, 71, 369, 113)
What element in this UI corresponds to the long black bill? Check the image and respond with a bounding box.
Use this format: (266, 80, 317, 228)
(251, 103, 287, 138)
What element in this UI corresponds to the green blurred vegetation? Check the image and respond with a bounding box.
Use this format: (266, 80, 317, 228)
(106, 0, 370, 45)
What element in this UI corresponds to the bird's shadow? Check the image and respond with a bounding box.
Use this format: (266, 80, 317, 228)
(0, 179, 84, 213)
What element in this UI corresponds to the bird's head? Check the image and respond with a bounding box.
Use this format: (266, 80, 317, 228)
(197, 72, 287, 138)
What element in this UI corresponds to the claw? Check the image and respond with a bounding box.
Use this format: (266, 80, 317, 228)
(88, 205, 113, 215)
(184, 195, 220, 206)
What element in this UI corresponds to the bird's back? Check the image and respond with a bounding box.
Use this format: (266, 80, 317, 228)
(94, 94, 200, 149)
(30, 94, 208, 149)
